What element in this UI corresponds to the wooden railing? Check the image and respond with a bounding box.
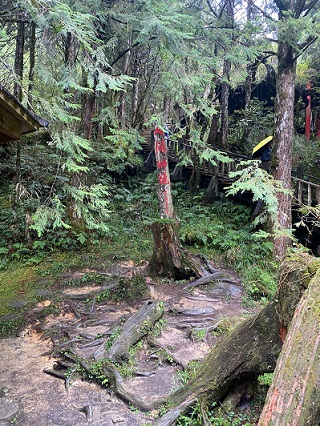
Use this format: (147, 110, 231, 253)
(142, 131, 320, 207)
(167, 138, 248, 180)
(293, 177, 320, 207)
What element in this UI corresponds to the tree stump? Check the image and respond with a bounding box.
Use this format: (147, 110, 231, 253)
(148, 219, 198, 279)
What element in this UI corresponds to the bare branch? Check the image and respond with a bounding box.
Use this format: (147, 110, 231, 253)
(293, 36, 318, 62)
(206, 0, 217, 17)
(302, 0, 320, 16)
(251, 3, 276, 21)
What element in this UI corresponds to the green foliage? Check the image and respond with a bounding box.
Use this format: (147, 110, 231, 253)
(177, 399, 260, 425)
(227, 161, 290, 233)
(102, 128, 144, 175)
(229, 100, 275, 155)
(177, 195, 277, 295)
(88, 359, 110, 386)
(176, 360, 201, 385)
(258, 373, 274, 387)
(0, 314, 26, 337)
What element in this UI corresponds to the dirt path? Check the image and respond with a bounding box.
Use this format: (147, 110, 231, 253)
(0, 264, 256, 425)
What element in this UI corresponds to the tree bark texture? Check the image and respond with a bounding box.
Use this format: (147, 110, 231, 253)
(154, 253, 320, 425)
(154, 126, 174, 219)
(171, 302, 281, 404)
(13, 18, 25, 210)
(14, 19, 25, 100)
(219, 59, 231, 150)
(131, 56, 139, 127)
(28, 21, 36, 102)
(273, 34, 296, 260)
(276, 253, 319, 342)
(258, 268, 320, 426)
(154, 303, 282, 425)
(149, 220, 189, 279)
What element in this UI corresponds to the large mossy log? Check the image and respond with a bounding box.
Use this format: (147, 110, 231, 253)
(153, 253, 320, 425)
(258, 268, 320, 426)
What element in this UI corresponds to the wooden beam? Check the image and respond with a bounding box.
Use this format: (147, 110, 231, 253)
(0, 104, 22, 141)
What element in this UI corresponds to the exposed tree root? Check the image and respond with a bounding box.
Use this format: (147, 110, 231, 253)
(108, 300, 164, 363)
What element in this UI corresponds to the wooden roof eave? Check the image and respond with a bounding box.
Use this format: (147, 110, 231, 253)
(0, 85, 49, 143)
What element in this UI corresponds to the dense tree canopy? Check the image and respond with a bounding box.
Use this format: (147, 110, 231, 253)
(0, 0, 320, 254)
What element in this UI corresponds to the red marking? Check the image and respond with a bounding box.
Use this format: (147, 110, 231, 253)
(306, 81, 311, 140)
(155, 138, 166, 154)
(156, 159, 168, 169)
(154, 126, 165, 136)
(159, 170, 170, 185)
(279, 325, 287, 344)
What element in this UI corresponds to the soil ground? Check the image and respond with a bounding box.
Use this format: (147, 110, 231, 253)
(0, 259, 258, 426)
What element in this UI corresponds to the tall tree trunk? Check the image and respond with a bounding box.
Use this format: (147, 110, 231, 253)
(28, 21, 36, 103)
(131, 56, 139, 127)
(63, 31, 72, 95)
(273, 40, 296, 260)
(148, 127, 198, 279)
(207, 102, 219, 147)
(219, 59, 231, 149)
(118, 49, 131, 127)
(13, 18, 25, 213)
(218, 0, 234, 149)
(81, 73, 96, 140)
(14, 20, 25, 100)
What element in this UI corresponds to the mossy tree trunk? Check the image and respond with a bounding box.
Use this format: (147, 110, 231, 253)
(271, 0, 318, 260)
(153, 254, 320, 425)
(258, 268, 320, 426)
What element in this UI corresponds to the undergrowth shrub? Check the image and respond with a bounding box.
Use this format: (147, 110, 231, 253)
(177, 197, 277, 296)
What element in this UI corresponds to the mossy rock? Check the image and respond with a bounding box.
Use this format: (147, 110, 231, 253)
(111, 274, 149, 302)
(0, 313, 26, 337)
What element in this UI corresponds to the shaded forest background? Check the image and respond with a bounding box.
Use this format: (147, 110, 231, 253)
(0, 0, 320, 262)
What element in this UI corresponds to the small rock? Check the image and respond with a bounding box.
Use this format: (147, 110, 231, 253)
(35, 289, 52, 298)
(0, 398, 19, 420)
(112, 415, 126, 423)
(210, 282, 242, 297)
(9, 300, 28, 309)
(0, 313, 20, 322)
(0, 388, 9, 397)
(79, 405, 93, 420)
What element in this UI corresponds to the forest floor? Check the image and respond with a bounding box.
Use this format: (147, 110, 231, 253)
(0, 255, 261, 426)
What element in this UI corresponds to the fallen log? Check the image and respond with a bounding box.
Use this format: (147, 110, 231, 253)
(258, 268, 320, 426)
(108, 300, 164, 363)
(152, 302, 282, 425)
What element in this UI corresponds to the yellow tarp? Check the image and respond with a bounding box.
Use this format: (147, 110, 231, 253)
(252, 135, 273, 156)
